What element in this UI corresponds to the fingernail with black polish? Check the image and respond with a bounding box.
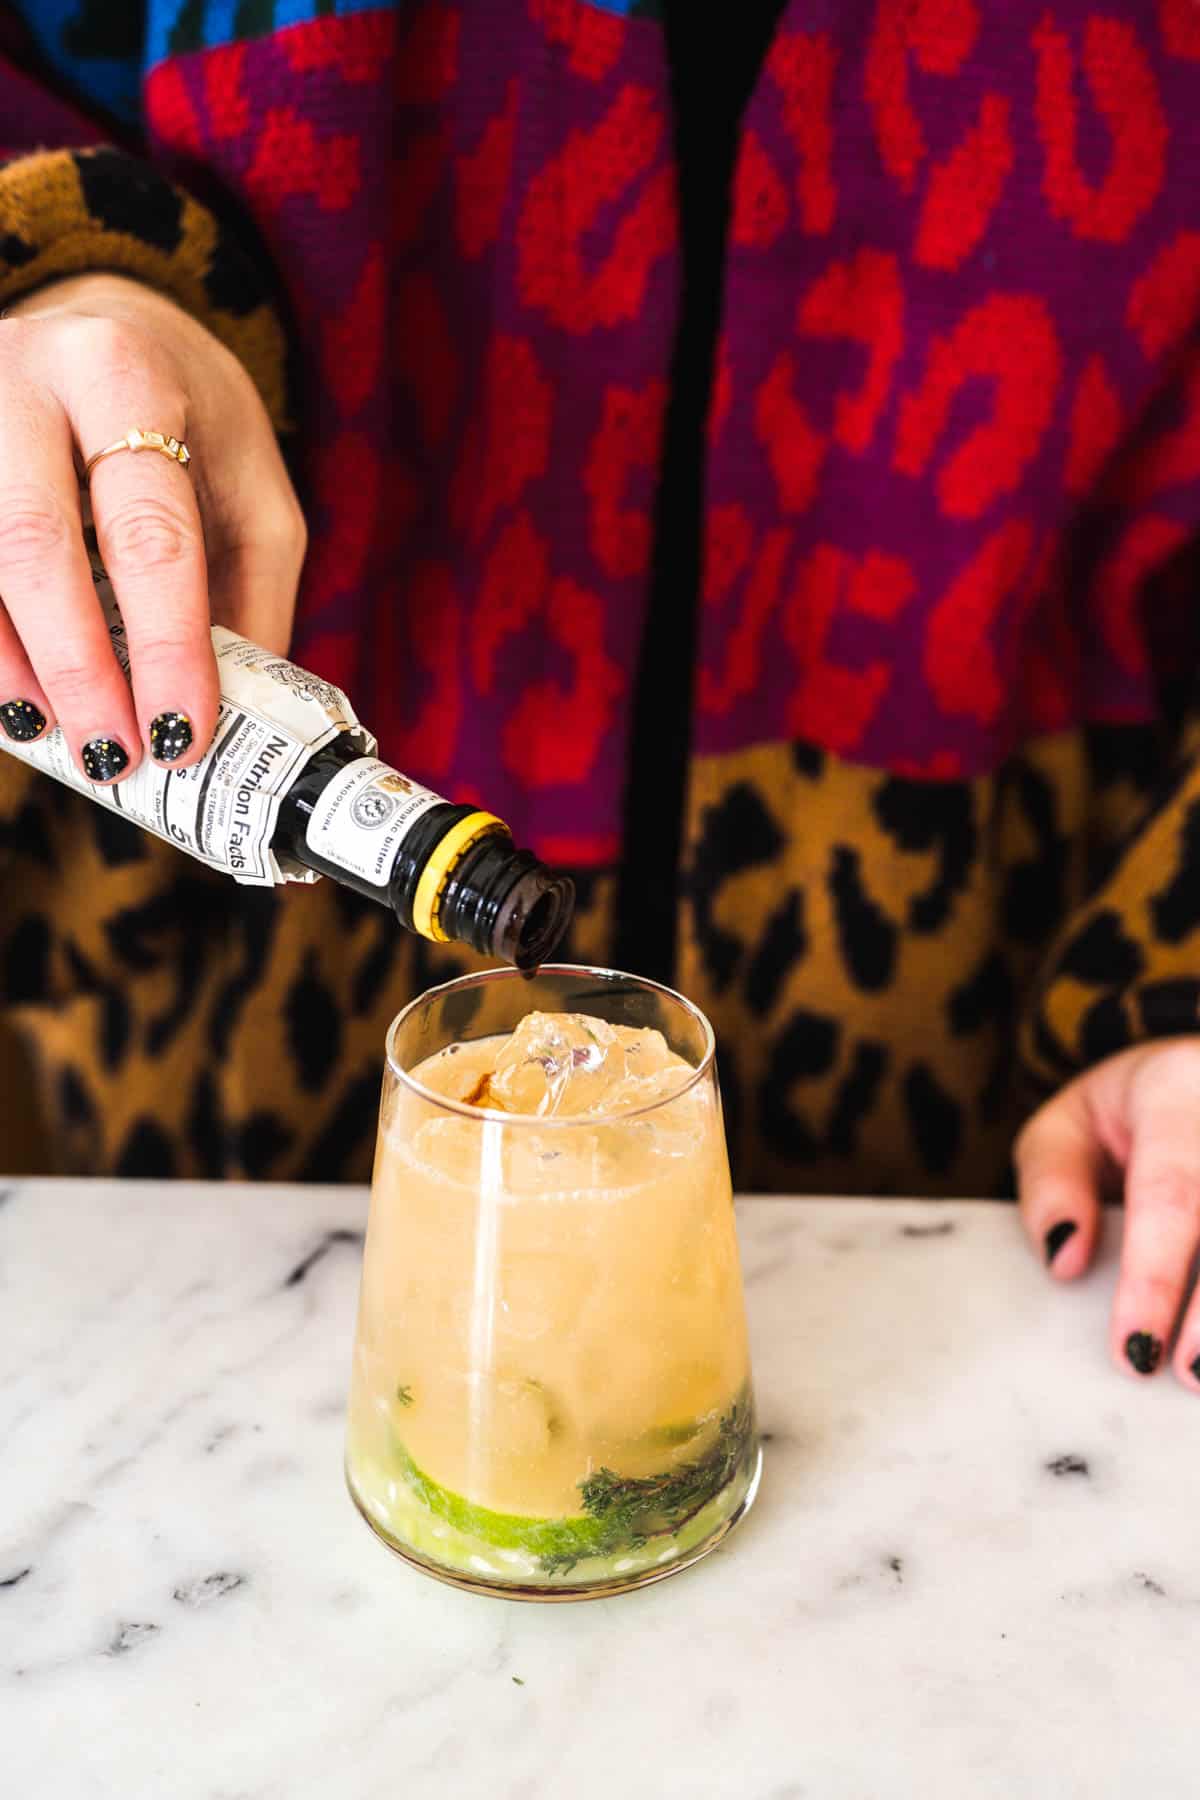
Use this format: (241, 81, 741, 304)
(81, 737, 129, 784)
(1045, 1220, 1078, 1265)
(148, 711, 192, 764)
(0, 699, 47, 742)
(1124, 1331, 1163, 1376)
(1190, 1354, 1200, 1386)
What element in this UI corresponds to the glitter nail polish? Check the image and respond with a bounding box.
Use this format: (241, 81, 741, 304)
(1124, 1331, 1162, 1376)
(81, 737, 129, 784)
(149, 711, 193, 763)
(0, 699, 47, 742)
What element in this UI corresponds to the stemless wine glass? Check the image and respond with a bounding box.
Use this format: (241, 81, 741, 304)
(345, 965, 760, 1601)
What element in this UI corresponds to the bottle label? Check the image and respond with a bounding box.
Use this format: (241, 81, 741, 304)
(1, 562, 376, 886)
(303, 756, 445, 888)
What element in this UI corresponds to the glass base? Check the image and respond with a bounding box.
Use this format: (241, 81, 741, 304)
(346, 1443, 762, 1604)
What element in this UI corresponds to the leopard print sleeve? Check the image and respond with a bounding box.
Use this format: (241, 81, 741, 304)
(0, 146, 287, 429)
(1021, 727, 1200, 1097)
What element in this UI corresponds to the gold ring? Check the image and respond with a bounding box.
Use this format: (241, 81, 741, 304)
(84, 428, 192, 481)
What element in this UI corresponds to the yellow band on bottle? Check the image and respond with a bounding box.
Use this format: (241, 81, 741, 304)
(411, 811, 506, 943)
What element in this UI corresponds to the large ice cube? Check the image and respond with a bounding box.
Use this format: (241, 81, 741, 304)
(480, 1013, 691, 1118)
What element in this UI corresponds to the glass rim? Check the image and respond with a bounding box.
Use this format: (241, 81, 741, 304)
(384, 962, 716, 1129)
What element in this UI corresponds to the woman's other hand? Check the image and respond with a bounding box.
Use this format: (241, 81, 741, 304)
(1016, 1038, 1200, 1388)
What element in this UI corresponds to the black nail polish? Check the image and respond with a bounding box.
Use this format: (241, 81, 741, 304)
(81, 737, 129, 783)
(1044, 1220, 1078, 1265)
(1190, 1354, 1200, 1386)
(1124, 1331, 1163, 1376)
(148, 711, 193, 764)
(0, 699, 47, 741)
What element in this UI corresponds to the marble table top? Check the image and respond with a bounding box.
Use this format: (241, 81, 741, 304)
(2, 1179, 1196, 1799)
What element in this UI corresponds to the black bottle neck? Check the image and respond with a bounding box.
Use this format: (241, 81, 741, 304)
(273, 738, 574, 968)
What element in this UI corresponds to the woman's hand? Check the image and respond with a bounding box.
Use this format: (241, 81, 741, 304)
(0, 272, 305, 780)
(1016, 1038, 1200, 1387)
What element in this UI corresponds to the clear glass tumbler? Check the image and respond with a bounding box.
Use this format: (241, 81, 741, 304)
(345, 965, 760, 1600)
